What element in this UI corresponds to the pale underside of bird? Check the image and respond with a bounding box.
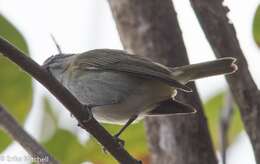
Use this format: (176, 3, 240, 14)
(43, 49, 237, 137)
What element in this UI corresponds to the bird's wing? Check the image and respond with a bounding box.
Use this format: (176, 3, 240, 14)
(72, 49, 191, 92)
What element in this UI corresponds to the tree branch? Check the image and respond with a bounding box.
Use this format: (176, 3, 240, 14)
(107, 0, 217, 163)
(190, 0, 260, 163)
(0, 105, 58, 164)
(0, 37, 140, 164)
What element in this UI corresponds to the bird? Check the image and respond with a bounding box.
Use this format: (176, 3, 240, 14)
(43, 49, 237, 140)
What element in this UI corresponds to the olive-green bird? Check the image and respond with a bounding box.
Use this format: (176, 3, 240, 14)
(43, 49, 237, 138)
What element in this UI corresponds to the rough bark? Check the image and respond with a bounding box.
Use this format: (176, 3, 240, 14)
(190, 0, 260, 163)
(107, 0, 217, 163)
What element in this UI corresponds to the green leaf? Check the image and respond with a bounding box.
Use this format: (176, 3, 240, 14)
(204, 92, 244, 149)
(0, 132, 11, 152)
(40, 97, 58, 142)
(43, 129, 89, 164)
(253, 5, 260, 47)
(0, 15, 32, 151)
(84, 122, 149, 164)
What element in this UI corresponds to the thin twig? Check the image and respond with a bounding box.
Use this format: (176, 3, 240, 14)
(219, 91, 234, 164)
(0, 36, 140, 164)
(0, 105, 58, 164)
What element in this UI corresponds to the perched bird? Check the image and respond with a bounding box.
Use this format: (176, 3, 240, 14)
(43, 49, 237, 139)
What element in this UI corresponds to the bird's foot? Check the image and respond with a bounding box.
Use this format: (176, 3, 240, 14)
(102, 136, 125, 154)
(113, 135, 125, 147)
(77, 105, 93, 128)
(83, 104, 93, 122)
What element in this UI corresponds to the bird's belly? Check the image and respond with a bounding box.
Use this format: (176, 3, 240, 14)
(64, 70, 173, 124)
(64, 70, 142, 106)
(92, 80, 173, 124)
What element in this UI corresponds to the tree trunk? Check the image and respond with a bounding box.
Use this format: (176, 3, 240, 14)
(107, 0, 217, 163)
(190, 0, 260, 163)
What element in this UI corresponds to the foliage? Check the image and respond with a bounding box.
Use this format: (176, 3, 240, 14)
(204, 92, 244, 149)
(44, 129, 88, 164)
(0, 15, 32, 151)
(83, 122, 149, 164)
(253, 5, 260, 46)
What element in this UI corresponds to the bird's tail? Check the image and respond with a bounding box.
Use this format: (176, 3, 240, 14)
(170, 57, 237, 84)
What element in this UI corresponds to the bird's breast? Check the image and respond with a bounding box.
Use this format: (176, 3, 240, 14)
(62, 69, 173, 124)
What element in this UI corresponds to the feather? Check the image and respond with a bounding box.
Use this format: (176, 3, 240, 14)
(72, 49, 191, 92)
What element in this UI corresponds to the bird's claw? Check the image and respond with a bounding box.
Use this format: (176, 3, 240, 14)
(77, 104, 93, 128)
(83, 104, 93, 122)
(102, 136, 125, 154)
(114, 136, 125, 147)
